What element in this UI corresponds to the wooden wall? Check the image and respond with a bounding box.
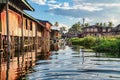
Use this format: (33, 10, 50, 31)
(1, 9, 37, 37)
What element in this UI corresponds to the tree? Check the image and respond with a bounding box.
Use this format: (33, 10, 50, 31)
(108, 21, 113, 27)
(69, 22, 82, 32)
(100, 22, 103, 26)
(54, 21, 59, 27)
(96, 23, 100, 26)
(103, 23, 106, 27)
(60, 27, 66, 34)
(84, 23, 89, 27)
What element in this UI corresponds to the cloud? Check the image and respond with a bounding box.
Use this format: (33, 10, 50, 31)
(30, 0, 120, 26)
(31, 0, 47, 5)
(48, 0, 57, 4)
(59, 23, 70, 31)
(46, 0, 120, 24)
(31, 0, 120, 12)
(82, 3, 120, 8)
(73, 0, 120, 4)
(72, 4, 103, 12)
(48, 3, 62, 9)
(63, 2, 69, 7)
(48, 2, 103, 12)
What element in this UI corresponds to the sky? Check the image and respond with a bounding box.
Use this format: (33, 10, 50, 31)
(26, 0, 120, 28)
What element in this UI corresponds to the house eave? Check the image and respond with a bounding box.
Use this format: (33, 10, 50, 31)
(21, 0, 35, 11)
(0, 0, 35, 11)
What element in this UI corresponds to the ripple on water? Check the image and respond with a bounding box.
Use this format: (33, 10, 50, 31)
(27, 46, 120, 80)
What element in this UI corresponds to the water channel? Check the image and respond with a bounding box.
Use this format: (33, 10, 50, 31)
(27, 43, 120, 80)
(1, 41, 120, 80)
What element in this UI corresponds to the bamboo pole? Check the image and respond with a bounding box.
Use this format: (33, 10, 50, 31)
(6, 0, 11, 80)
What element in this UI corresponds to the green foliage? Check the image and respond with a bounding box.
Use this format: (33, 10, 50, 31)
(70, 36, 96, 48)
(70, 38, 83, 45)
(82, 36, 96, 48)
(84, 23, 89, 27)
(69, 22, 82, 32)
(54, 21, 59, 27)
(70, 36, 120, 53)
(60, 27, 66, 34)
(95, 21, 113, 27)
(94, 40, 118, 53)
(108, 21, 113, 27)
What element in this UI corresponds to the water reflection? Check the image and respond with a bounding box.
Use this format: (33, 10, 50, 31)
(0, 41, 52, 80)
(0, 50, 36, 80)
(27, 43, 120, 80)
(1, 40, 120, 80)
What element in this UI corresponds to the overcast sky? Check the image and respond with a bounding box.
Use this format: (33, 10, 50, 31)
(26, 0, 120, 27)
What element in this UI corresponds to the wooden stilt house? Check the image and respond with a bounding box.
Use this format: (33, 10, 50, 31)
(37, 20, 52, 53)
(0, 0, 45, 52)
(51, 26, 60, 43)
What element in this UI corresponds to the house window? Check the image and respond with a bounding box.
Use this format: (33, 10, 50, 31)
(108, 28, 111, 32)
(102, 29, 106, 32)
(91, 28, 93, 32)
(94, 28, 97, 32)
(30, 21, 32, 30)
(87, 28, 89, 32)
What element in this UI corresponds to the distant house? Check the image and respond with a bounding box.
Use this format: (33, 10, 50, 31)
(38, 20, 52, 52)
(111, 24, 120, 35)
(82, 25, 112, 37)
(51, 26, 60, 43)
(37, 20, 52, 39)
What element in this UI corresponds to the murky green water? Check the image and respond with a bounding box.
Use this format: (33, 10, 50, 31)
(27, 45, 120, 80)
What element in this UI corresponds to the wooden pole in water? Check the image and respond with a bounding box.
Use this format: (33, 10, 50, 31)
(0, 52, 2, 80)
(5, 0, 11, 80)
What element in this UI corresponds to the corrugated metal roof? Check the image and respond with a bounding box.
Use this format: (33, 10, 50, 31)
(21, 0, 34, 11)
(0, 0, 34, 11)
(38, 20, 53, 26)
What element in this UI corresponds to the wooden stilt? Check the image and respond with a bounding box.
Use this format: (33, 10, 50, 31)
(21, 12, 24, 52)
(0, 52, 3, 80)
(35, 24, 37, 58)
(5, 0, 11, 80)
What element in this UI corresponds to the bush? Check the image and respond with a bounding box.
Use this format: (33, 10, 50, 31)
(82, 36, 96, 48)
(70, 36, 96, 48)
(70, 36, 120, 53)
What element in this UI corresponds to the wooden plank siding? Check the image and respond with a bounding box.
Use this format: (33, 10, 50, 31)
(0, 8, 40, 52)
(0, 0, 54, 53)
(1, 9, 21, 36)
(0, 0, 54, 79)
(1, 9, 36, 37)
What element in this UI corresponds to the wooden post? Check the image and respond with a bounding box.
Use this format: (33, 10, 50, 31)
(0, 52, 2, 80)
(6, 0, 11, 80)
(21, 12, 24, 51)
(35, 24, 37, 57)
